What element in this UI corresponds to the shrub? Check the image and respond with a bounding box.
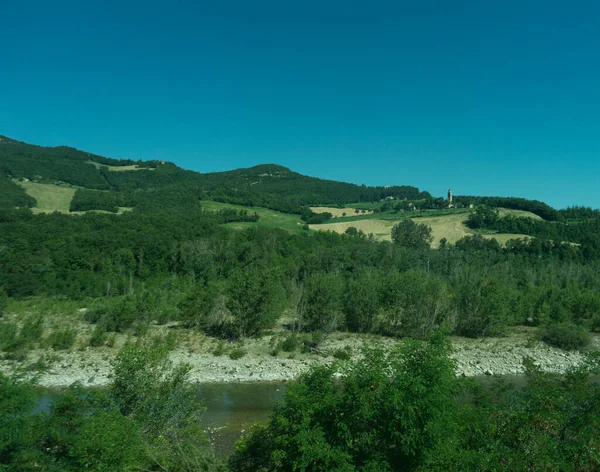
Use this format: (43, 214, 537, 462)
(46, 328, 77, 350)
(89, 325, 107, 347)
(541, 323, 591, 351)
(332, 347, 351, 360)
(229, 335, 457, 471)
(270, 347, 280, 357)
(0, 322, 18, 350)
(229, 348, 247, 360)
(281, 334, 298, 352)
(19, 316, 44, 345)
(151, 331, 178, 352)
(591, 315, 600, 333)
(132, 321, 149, 337)
(212, 341, 226, 356)
(0, 289, 7, 317)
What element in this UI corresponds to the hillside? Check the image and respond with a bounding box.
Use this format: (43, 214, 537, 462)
(308, 208, 538, 246)
(2, 134, 599, 249)
(0, 135, 431, 214)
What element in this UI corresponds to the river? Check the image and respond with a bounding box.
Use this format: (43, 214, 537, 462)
(34, 374, 557, 458)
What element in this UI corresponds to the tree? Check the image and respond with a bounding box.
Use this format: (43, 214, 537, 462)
(301, 272, 344, 335)
(226, 266, 280, 338)
(110, 342, 221, 471)
(391, 219, 433, 249)
(229, 334, 458, 471)
(344, 269, 380, 333)
(178, 282, 219, 330)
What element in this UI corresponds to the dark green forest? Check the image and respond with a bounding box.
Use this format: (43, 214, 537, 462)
(1, 135, 600, 470)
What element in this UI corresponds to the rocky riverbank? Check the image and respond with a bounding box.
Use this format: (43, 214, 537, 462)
(1, 328, 596, 388)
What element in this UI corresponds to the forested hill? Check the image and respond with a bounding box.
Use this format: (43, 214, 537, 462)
(0, 135, 430, 213)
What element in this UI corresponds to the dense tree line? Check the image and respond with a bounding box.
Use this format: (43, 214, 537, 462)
(454, 195, 559, 220)
(70, 189, 126, 213)
(466, 206, 600, 252)
(2, 207, 600, 343)
(0, 176, 36, 211)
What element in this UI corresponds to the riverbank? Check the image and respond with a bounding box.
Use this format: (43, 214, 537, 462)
(1, 326, 596, 388)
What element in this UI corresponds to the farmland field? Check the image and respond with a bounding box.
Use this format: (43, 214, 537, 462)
(310, 206, 374, 218)
(310, 209, 536, 247)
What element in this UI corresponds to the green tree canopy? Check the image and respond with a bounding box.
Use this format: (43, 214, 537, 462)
(391, 219, 433, 249)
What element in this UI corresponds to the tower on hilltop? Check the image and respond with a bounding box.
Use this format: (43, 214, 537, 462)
(447, 189, 453, 207)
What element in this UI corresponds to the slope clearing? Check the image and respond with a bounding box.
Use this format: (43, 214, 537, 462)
(17, 181, 76, 213)
(87, 161, 153, 171)
(201, 201, 305, 233)
(310, 208, 537, 247)
(310, 206, 374, 218)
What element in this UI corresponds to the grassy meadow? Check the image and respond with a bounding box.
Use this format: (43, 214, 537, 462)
(86, 161, 153, 171)
(17, 181, 76, 213)
(200, 200, 305, 233)
(310, 208, 537, 247)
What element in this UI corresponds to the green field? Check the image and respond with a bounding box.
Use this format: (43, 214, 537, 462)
(17, 181, 76, 213)
(86, 161, 153, 171)
(201, 200, 305, 233)
(319, 207, 470, 225)
(16, 180, 133, 215)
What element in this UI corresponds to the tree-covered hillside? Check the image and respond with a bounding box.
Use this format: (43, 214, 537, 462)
(0, 136, 430, 213)
(2, 135, 600, 470)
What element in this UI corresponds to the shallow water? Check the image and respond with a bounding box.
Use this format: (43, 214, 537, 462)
(196, 381, 288, 456)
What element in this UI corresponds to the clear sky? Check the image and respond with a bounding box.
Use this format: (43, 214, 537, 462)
(2, 1, 599, 208)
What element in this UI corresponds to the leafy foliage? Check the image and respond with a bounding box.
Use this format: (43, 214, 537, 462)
(46, 328, 77, 350)
(230, 335, 458, 471)
(541, 322, 591, 350)
(391, 219, 433, 248)
(0, 342, 223, 471)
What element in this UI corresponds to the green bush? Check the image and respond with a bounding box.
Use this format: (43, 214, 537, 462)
(229, 348, 247, 360)
(229, 335, 457, 471)
(19, 316, 44, 345)
(0, 289, 7, 317)
(46, 328, 77, 350)
(541, 323, 591, 351)
(281, 334, 299, 352)
(0, 322, 18, 350)
(332, 347, 351, 360)
(89, 325, 107, 346)
(591, 315, 600, 333)
(212, 341, 226, 356)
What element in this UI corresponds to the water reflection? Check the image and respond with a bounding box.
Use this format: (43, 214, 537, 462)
(196, 382, 288, 457)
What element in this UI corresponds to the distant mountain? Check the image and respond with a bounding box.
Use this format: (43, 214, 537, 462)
(0, 135, 431, 213)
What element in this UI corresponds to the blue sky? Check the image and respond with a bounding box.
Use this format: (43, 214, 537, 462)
(1, 0, 599, 208)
